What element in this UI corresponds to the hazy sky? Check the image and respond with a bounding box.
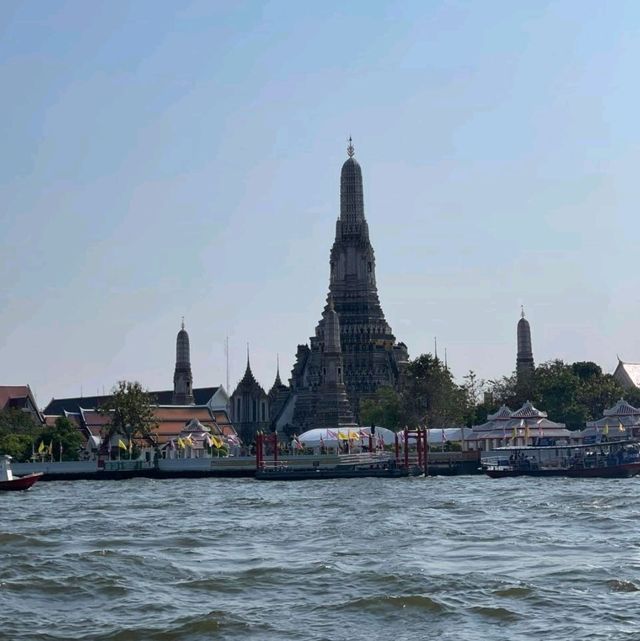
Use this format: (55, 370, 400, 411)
(1, 0, 639, 407)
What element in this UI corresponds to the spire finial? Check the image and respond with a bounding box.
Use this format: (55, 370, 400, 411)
(246, 342, 250, 366)
(347, 136, 354, 158)
(181, 316, 185, 330)
(521, 305, 525, 319)
(277, 353, 280, 376)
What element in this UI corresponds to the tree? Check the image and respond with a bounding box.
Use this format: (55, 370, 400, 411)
(399, 354, 470, 428)
(98, 381, 159, 450)
(0, 409, 43, 461)
(36, 417, 84, 461)
(360, 386, 403, 430)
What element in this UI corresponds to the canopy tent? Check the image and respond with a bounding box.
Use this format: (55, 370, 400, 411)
(426, 427, 472, 444)
(296, 426, 396, 448)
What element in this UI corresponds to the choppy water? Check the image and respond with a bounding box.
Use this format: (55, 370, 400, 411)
(2, 476, 640, 640)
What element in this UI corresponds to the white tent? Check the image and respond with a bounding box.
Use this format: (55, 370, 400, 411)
(296, 426, 396, 448)
(425, 427, 471, 443)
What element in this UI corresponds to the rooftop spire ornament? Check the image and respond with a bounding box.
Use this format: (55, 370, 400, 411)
(347, 136, 354, 158)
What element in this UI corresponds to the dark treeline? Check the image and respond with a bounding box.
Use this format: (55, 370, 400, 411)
(360, 355, 639, 431)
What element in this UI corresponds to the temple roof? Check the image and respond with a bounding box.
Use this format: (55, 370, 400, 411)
(613, 359, 640, 388)
(43, 387, 220, 415)
(487, 405, 513, 421)
(511, 401, 547, 419)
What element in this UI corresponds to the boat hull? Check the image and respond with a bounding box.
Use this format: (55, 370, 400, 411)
(0, 473, 43, 491)
(485, 462, 640, 479)
(256, 466, 417, 481)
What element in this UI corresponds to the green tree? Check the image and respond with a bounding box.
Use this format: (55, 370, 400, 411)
(36, 417, 84, 461)
(98, 381, 159, 450)
(0, 409, 43, 461)
(360, 386, 403, 430)
(399, 354, 469, 428)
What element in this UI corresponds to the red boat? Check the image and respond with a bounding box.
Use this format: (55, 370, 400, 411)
(0, 455, 42, 491)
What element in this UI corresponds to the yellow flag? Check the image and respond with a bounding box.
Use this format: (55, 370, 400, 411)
(118, 439, 128, 450)
(604, 423, 609, 435)
(211, 435, 222, 449)
(184, 435, 193, 446)
(338, 432, 349, 441)
(348, 431, 360, 441)
(512, 427, 517, 439)
(37, 441, 45, 454)
(177, 437, 185, 449)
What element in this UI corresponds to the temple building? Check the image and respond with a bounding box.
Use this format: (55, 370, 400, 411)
(173, 320, 194, 405)
(229, 352, 270, 442)
(516, 307, 535, 387)
(271, 141, 408, 435)
(467, 401, 573, 451)
(613, 358, 640, 390)
(581, 398, 640, 440)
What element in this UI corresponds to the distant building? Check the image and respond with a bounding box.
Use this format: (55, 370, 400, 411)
(273, 141, 409, 435)
(0, 385, 44, 424)
(582, 398, 640, 440)
(229, 354, 270, 443)
(173, 320, 194, 405)
(468, 401, 572, 451)
(43, 386, 230, 417)
(613, 359, 640, 390)
(516, 307, 535, 389)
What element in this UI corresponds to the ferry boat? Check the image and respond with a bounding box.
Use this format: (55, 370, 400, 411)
(0, 455, 42, 491)
(255, 459, 418, 481)
(482, 440, 640, 479)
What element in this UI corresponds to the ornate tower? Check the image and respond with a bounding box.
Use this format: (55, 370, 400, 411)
(173, 319, 194, 405)
(315, 297, 357, 428)
(516, 307, 535, 385)
(285, 140, 409, 432)
(230, 349, 270, 442)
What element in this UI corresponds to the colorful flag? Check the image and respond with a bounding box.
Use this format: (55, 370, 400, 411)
(118, 439, 128, 450)
(177, 437, 185, 449)
(37, 441, 45, 454)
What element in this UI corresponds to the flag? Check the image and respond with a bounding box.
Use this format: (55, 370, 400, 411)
(177, 437, 185, 449)
(604, 423, 609, 436)
(211, 435, 223, 449)
(338, 431, 349, 441)
(524, 423, 530, 441)
(118, 439, 128, 450)
(48, 442, 53, 455)
(169, 439, 176, 450)
(128, 439, 133, 452)
(538, 420, 543, 438)
(512, 426, 517, 439)
(37, 441, 45, 454)
(619, 421, 626, 432)
(204, 433, 213, 448)
(184, 434, 193, 446)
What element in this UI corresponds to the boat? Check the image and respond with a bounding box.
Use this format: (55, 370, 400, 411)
(482, 440, 640, 479)
(0, 455, 42, 491)
(255, 460, 419, 481)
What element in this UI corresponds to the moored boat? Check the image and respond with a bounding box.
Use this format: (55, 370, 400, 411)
(0, 455, 42, 491)
(255, 460, 418, 481)
(482, 440, 640, 479)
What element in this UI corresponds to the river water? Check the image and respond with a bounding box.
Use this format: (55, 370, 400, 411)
(2, 476, 640, 640)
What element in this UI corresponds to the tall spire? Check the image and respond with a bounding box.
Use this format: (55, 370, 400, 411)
(517, 307, 535, 386)
(340, 138, 365, 222)
(173, 320, 194, 404)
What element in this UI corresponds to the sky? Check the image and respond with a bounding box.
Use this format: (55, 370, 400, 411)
(1, 0, 640, 407)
